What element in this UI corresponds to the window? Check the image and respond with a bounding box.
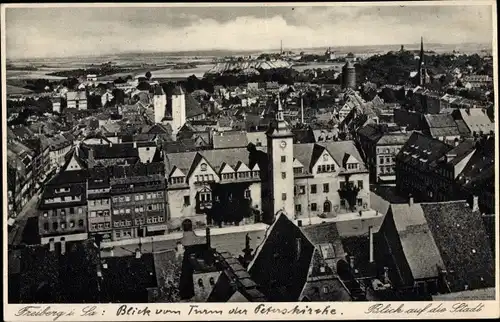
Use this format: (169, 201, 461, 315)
(125, 220, 131, 226)
(114, 221, 120, 227)
(152, 217, 158, 223)
(125, 196, 131, 202)
(140, 194, 144, 201)
(281, 172, 286, 179)
(105, 222, 110, 228)
(112, 197, 118, 203)
(357, 180, 364, 190)
(69, 221, 75, 228)
(91, 223, 97, 230)
(311, 203, 317, 211)
(357, 198, 363, 206)
(200, 163, 207, 171)
(323, 286, 330, 293)
(43, 212, 48, 217)
(244, 189, 251, 199)
(294, 167, 303, 175)
(119, 196, 125, 202)
(116, 231, 121, 238)
(157, 192, 163, 198)
(60, 210, 66, 216)
(119, 209, 125, 214)
(299, 186, 306, 195)
(209, 277, 215, 286)
(78, 208, 83, 214)
(43, 223, 49, 231)
(379, 157, 384, 164)
(90, 211, 96, 218)
(53, 222, 58, 230)
(104, 210, 110, 216)
(198, 279, 204, 287)
(295, 204, 302, 212)
(147, 217, 152, 224)
(78, 219, 84, 227)
(282, 193, 287, 201)
(135, 195, 140, 201)
(89, 200, 95, 206)
(386, 157, 391, 164)
(323, 183, 329, 193)
(171, 176, 184, 184)
(113, 209, 119, 215)
(347, 163, 358, 170)
(311, 184, 317, 194)
(98, 223, 104, 229)
(199, 191, 212, 202)
(281, 156, 286, 163)
(159, 216, 164, 222)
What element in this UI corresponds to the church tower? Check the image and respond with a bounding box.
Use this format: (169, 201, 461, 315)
(266, 93, 295, 221)
(171, 86, 186, 131)
(153, 85, 167, 124)
(417, 37, 428, 86)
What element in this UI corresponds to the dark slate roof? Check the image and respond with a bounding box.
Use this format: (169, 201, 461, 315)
(397, 132, 452, 172)
(421, 201, 495, 292)
(79, 142, 139, 160)
(46, 169, 88, 186)
(248, 213, 316, 301)
(186, 94, 205, 118)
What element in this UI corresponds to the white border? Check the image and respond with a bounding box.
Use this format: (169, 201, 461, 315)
(2, 1, 499, 320)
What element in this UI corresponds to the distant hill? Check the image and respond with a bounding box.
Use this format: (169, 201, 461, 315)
(205, 60, 292, 75)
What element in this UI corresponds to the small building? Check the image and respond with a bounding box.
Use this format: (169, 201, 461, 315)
(66, 91, 88, 110)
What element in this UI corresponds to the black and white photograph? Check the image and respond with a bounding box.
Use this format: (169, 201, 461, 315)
(3, 1, 498, 320)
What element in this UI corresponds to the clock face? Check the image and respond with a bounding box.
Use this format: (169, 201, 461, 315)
(280, 140, 287, 148)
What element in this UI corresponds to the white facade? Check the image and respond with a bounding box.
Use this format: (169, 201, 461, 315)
(171, 92, 186, 131)
(153, 93, 167, 124)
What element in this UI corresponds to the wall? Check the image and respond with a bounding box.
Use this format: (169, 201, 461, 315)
(171, 94, 186, 131)
(39, 205, 88, 238)
(267, 134, 294, 219)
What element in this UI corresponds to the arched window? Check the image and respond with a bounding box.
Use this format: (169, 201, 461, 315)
(323, 200, 332, 213)
(209, 277, 215, 286)
(200, 163, 207, 172)
(198, 278, 204, 287)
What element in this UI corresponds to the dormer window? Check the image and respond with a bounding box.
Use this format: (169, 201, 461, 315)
(200, 163, 207, 172)
(171, 176, 184, 184)
(347, 163, 358, 170)
(293, 167, 303, 175)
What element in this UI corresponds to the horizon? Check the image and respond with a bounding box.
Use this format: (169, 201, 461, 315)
(7, 41, 493, 62)
(5, 4, 493, 60)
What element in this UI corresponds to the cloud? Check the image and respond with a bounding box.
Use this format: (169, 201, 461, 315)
(5, 4, 493, 59)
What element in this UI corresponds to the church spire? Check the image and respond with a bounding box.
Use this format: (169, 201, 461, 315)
(420, 36, 424, 66)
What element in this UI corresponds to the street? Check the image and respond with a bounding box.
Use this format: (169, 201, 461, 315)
(8, 193, 40, 245)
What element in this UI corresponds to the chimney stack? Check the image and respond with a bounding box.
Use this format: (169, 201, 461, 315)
(61, 240, 66, 255)
(409, 195, 414, 207)
(295, 238, 302, 261)
(135, 248, 142, 259)
(349, 255, 355, 270)
(383, 267, 390, 284)
(49, 239, 55, 252)
(369, 226, 374, 263)
(400, 126, 407, 133)
(133, 141, 137, 149)
(471, 195, 479, 212)
(206, 227, 211, 248)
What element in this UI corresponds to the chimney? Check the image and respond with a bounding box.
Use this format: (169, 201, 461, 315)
(400, 126, 407, 133)
(471, 195, 479, 212)
(49, 239, 55, 252)
(409, 195, 414, 206)
(88, 148, 95, 169)
(133, 141, 137, 149)
(369, 226, 374, 263)
(206, 227, 211, 248)
(61, 240, 66, 255)
(295, 238, 302, 261)
(109, 141, 113, 147)
(383, 267, 390, 284)
(300, 96, 304, 124)
(135, 248, 142, 259)
(349, 255, 355, 270)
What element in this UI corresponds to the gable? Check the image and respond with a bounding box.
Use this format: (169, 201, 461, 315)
(311, 147, 340, 173)
(219, 162, 235, 174)
(187, 153, 219, 183)
(234, 161, 251, 172)
(292, 158, 304, 168)
(170, 167, 185, 178)
(66, 153, 84, 171)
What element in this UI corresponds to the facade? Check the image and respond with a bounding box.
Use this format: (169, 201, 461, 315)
(87, 168, 113, 241)
(357, 124, 412, 183)
(109, 162, 168, 240)
(66, 91, 88, 110)
(38, 170, 89, 244)
(153, 85, 167, 124)
(170, 86, 187, 133)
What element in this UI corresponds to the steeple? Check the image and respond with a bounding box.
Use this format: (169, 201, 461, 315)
(419, 36, 425, 66)
(266, 92, 292, 138)
(417, 36, 428, 86)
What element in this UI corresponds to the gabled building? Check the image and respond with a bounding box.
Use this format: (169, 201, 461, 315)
(66, 91, 88, 110)
(377, 199, 494, 296)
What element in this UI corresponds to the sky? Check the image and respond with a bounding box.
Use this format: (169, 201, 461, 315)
(5, 4, 494, 59)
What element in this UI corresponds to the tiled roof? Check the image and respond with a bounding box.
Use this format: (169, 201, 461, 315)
(457, 108, 494, 134)
(389, 203, 445, 280)
(213, 131, 249, 149)
(421, 202, 495, 292)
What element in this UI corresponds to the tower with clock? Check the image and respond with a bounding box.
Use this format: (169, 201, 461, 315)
(265, 93, 295, 221)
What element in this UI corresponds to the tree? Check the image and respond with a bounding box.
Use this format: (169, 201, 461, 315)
(145, 71, 152, 80)
(337, 177, 361, 212)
